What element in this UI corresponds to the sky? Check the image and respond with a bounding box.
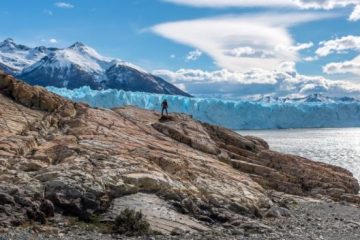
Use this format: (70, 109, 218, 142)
(1, 0, 360, 99)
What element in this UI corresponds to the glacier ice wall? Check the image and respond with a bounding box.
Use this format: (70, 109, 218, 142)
(47, 86, 360, 130)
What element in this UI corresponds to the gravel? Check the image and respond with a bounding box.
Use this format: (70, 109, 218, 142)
(1, 198, 360, 240)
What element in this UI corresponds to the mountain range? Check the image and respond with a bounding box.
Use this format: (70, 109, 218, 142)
(256, 93, 358, 103)
(0, 38, 190, 96)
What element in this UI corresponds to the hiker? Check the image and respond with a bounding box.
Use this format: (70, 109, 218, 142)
(161, 99, 168, 116)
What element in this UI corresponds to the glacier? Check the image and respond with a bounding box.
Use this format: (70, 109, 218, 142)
(47, 86, 360, 130)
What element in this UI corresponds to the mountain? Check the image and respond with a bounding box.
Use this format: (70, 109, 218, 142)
(0, 38, 48, 73)
(0, 39, 191, 96)
(0, 72, 359, 237)
(256, 93, 359, 103)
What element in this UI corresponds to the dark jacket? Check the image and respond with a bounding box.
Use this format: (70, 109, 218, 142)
(161, 100, 168, 108)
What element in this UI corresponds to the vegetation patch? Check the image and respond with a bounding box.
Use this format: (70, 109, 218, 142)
(113, 208, 151, 236)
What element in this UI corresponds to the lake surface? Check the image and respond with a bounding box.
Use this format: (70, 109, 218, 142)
(237, 128, 360, 181)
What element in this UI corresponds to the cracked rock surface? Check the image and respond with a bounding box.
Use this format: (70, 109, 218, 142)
(0, 71, 360, 238)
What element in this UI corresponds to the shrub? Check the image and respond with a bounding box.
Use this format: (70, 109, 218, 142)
(113, 208, 151, 236)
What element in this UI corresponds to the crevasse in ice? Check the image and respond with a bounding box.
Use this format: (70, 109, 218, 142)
(47, 86, 360, 130)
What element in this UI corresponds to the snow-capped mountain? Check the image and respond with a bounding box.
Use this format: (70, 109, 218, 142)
(256, 93, 358, 103)
(0, 38, 54, 73)
(0, 39, 191, 96)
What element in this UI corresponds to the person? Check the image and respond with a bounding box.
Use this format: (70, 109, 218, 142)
(161, 99, 168, 116)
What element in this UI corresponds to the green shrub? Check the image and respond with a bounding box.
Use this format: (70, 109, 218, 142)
(113, 208, 151, 236)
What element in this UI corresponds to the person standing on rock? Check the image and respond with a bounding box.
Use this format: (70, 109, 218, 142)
(161, 99, 168, 116)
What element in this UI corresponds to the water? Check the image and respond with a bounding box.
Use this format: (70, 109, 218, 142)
(237, 128, 360, 181)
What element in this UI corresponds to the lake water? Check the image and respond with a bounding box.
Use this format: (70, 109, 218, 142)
(237, 128, 360, 181)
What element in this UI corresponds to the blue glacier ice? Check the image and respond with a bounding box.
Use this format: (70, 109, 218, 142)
(47, 86, 360, 130)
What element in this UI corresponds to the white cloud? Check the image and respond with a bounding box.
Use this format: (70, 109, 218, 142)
(163, 0, 360, 9)
(277, 42, 314, 52)
(170, 54, 176, 59)
(303, 56, 319, 61)
(151, 13, 332, 72)
(316, 35, 360, 56)
(41, 38, 59, 44)
(278, 61, 297, 73)
(55, 2, 74, 9)
(153, 63, 360, 99)
(223, 47, 275, 58)
(162, 0, 296, 8)
(153, 68, 278, 85)
(43, 9, 53, 15)
(295, 0, 360, 9)
(323, 55, 360, 75)
(175, 83, 187, 91)
(317, 35, 360, 75)
(163, 0, 360, 20)
(186, 49, 202, 61)
(349, 5, 360, 21)
(49, 38, 58, 44)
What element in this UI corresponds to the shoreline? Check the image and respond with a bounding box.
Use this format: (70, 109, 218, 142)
(236, 128, 360, 182)
(2, 193, 360, 240)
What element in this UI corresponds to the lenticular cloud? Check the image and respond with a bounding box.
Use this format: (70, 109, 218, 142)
(151, 13, 331, 72)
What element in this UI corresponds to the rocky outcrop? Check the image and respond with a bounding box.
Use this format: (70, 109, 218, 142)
(0, 71, 359, 234)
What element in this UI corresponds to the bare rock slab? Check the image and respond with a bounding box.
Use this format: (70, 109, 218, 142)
(101, 193, 209, 235)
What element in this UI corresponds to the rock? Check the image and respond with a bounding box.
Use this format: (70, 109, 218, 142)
(39, 199, 55, 217)
(35, 210, 47, 224)
(0, 73, 359, 233)
(0, 193, 15, 205)
(264, 206, 291, 218)
(52, 194, 82, 216)
(101, 193, 209, 235)
(14, 196, 34, 207)
(240, 221, 273, 233)
(25, 205, 47, 224)
(81, 194, 100, 211)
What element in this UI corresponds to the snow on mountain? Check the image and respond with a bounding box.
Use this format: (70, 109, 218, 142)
(255, 93, 358, 103)
(47, 86, 360, 130)
(22, 43, 105, 77)
(0, 38, 191, 96)
(0, 38, 51, 73)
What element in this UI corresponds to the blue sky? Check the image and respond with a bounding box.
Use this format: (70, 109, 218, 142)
(1, 0, 360, 98)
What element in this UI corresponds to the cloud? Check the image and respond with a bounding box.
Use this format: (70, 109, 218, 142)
(163, 0, 360, 9)
(43, 9, 53, 15)
(186, 49, 202, 61)
(316, 35, 360, 75)
(316, 35, 360, 56)
(170, 54, 176, 59)
(151, 13, 332, 72)
(278, 42, 314, 52)
(303, 56, 319, 61)
(163, 0, 359, 20)
(162, 0, 296, 8)
(223, 47, 275, 58)
(153, 63, 360, 99)
(54, 2, 74, 9)
(295, 0, 360, 9)
(41, 38, 59, 44)
(323, 55, 360, 75)
(49, 38, 58, 43)
(349, 5, 360, 21)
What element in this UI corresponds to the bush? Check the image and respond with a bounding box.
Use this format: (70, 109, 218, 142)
(113, 208, 151, 236)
